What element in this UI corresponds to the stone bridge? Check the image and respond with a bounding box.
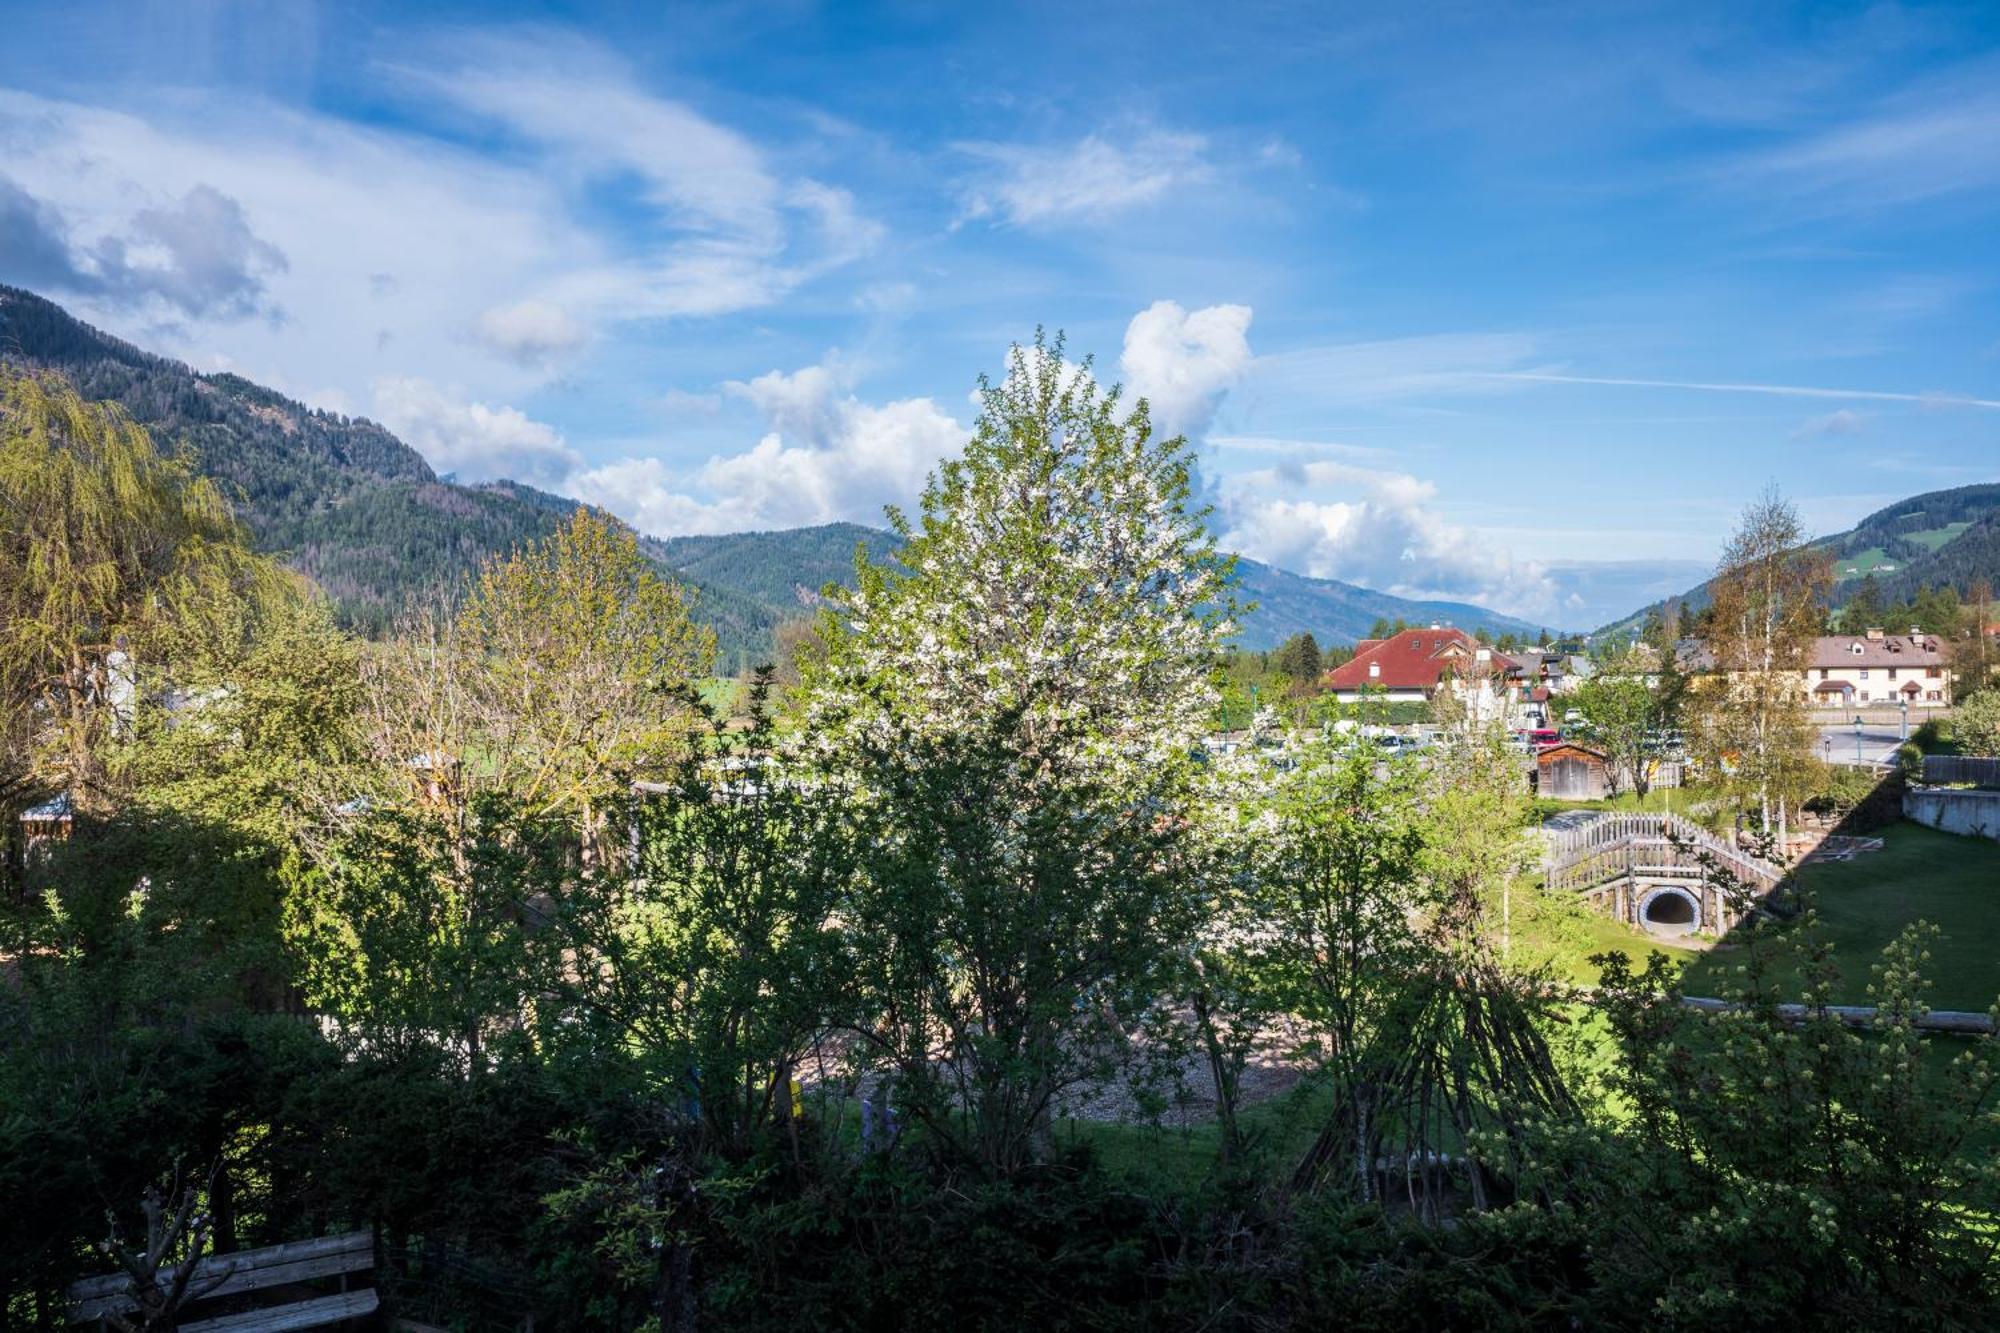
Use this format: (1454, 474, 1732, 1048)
(1542, 813, 1785, 937)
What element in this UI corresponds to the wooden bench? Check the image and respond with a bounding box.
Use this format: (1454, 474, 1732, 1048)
(68, 1230, 378, 1332)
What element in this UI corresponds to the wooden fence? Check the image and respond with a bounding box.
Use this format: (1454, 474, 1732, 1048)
(1922, 755, 2000, 788)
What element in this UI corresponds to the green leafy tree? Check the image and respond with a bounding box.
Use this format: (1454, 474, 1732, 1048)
(803, 330, 1232, 1175)
(1837, 573, 1885, 634)
(1239, 732, 1568, 1214)
(363, 509, 715, 864)
(458, 509, 714, 831)
(1519, 882, 2000, 1328)
(118, 594, 367, 847)
(1567, 652, 1668, 797)
(284, 792, 556, 1059)
(0, 368, 279, 811)
(536, 673, 853, 1161)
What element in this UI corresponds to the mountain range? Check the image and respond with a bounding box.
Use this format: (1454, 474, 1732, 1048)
(0, 284, 1543, 665)
(1594, 482, 2000, 640)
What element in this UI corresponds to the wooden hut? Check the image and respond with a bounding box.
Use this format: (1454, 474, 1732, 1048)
(1536, 742, 1612, 801)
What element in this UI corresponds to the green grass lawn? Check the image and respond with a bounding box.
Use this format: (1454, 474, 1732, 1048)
(1507, 888, 1698, 986)
(1836, 545, 1895, 579)
(1908, 520, 1973, 551)
(1043, 825, 2000, 1191)
(1680, 821, 2000, 1012)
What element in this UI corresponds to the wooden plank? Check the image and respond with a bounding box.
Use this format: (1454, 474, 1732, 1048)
(179, 1289, 379, 1333)
(71, 1246, 377, 1322)
(69, 1234, 372, 1319)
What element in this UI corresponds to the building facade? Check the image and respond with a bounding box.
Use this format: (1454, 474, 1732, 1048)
(1803, 629, 1952, 707)
(1323, 626, 1526, 723)
(1679, 627, 1954, 708)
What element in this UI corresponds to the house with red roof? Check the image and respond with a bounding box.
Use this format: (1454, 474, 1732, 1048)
(1324, 625, 1526, 721)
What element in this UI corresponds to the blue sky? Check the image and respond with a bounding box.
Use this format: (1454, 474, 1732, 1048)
(3, 0, 1998, 627)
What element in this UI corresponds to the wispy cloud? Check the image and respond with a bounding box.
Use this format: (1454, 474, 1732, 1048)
(1718, 62, 2000, 213)
(1250, 333, 1542, 405)
(396, 32, 879, 325)
(954, 129, 1213, 227)
(1479, 371, 2000, 410)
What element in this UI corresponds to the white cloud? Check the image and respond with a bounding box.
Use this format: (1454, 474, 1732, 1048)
(1795, 408, 1865, 438)
(0, 35, 877, 413)
(569, 360, 966, 536)
(1119, 300, 1254, 438)
(1216, 459, 1558, 617)
(0, 86, 594, 403)
(954, 130, 1213, 227)
(472, 299, 587, 365)
(371, 376, 582, 486)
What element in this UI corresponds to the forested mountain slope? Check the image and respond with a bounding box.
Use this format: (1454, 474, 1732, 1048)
(1229, 557, 1541, 648)
(1594, 481, 2000, 640)
(2, 285, 1546, 664)
(0, 284, 570, 635)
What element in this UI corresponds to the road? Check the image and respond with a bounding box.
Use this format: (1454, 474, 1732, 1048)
(1817, 721, 1909, 767)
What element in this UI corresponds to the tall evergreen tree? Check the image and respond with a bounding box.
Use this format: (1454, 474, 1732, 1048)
(1271, 630, 1324, 686)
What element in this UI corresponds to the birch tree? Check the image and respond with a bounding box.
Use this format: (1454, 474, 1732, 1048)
(1692, 488, 1831, 851)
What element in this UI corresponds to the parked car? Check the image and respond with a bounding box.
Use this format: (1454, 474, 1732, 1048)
(1530, 728, 1562, 749)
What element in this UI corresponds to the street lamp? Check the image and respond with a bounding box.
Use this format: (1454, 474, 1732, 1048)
(1821, 735, 1831, 763)
(1853, 715, 1864, 764)
(1900, 694, 1910, 741)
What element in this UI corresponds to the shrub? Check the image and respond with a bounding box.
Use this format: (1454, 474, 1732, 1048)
(1954, 689, 2000, 757)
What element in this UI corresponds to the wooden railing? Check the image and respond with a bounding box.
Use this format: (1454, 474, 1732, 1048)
(1543, 813, 1782, 896)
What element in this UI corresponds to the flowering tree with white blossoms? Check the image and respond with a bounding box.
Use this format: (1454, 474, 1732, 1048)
(806, 330, 1230, 769)
(803, 330, 1236, 1175)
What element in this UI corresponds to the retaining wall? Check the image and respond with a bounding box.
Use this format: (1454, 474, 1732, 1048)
(1903, 788, 2000, 843)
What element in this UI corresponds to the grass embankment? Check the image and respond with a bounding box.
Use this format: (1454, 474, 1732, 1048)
(1682, 821, 2000, 1013)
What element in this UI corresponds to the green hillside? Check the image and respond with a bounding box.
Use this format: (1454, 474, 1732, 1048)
(1595, 481, 2000, 640)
